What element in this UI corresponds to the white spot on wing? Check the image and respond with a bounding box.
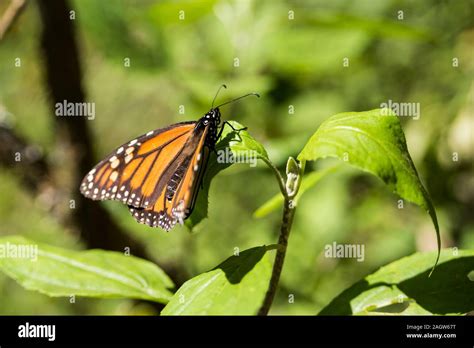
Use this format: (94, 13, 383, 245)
(110, 171, 118, 182)
(111, 158, 120, 168)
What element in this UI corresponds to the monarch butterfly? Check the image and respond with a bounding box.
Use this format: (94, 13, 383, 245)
(80, 85, 259, 231)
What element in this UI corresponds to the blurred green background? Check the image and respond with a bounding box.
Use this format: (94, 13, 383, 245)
(0, 0, 472, 315)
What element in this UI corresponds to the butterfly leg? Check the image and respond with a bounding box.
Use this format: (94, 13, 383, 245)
(216, 121, 247, 144)
(223, 120, 247, 132)
(218, 121, 247, 144)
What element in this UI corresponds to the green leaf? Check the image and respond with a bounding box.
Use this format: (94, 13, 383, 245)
(298, 109, 440, 271)
(186, 121, 269, 229)
(0, 235, 174, 303)
(254, 165, 340, 218)
(162, 246, 273, 315)
(319, 249, 474, 315)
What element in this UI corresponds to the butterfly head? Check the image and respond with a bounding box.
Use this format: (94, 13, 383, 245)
(203, 108, 221, 125)
(202, 108, 221, 144)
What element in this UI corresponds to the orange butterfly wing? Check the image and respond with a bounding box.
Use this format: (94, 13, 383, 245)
(80, 122, 196, 206)
(80, 121, 211, 231)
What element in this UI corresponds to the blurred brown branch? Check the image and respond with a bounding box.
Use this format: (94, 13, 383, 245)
(0, 0, 26, 41)
(0, 121, 49, 192)
(36, 0, 150, 258)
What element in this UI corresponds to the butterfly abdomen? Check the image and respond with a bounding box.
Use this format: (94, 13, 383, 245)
(166, 157, 190, 200)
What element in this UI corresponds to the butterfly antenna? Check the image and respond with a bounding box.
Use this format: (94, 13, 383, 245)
(211, 84, 227, 108)
(215, 92, 260, 109)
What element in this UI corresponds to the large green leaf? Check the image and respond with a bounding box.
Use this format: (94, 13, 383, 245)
(186, 121, 269, 229)
(0, 236, 174, 303)
(298, 109, 440, 270)
(319, 249, 474, 315)
(162, 246, 273, 315)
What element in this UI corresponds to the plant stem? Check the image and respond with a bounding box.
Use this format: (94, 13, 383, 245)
(258, 196, 296, 315)
(260, 157, 287, 196)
